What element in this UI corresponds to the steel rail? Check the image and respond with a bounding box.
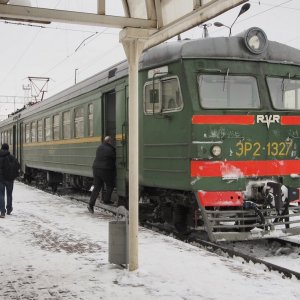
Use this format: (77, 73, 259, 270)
(193, 238, 300, 280)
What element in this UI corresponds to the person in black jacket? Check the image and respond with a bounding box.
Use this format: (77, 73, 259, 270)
(0, 143, 19, 218)
(88, 136, 116, 213)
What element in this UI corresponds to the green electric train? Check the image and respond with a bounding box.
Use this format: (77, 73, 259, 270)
(1, 27, 300, 242)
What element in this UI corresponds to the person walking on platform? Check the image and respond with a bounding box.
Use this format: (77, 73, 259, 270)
(0, 143, 20, 218)
(88, 136, 116, 214)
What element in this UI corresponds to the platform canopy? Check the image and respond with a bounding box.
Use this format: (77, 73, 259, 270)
(0, 0, 248, 49)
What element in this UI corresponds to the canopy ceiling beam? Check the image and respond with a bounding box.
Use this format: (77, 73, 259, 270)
(145, 0, 248, 49)
(0, 4, 157, 28)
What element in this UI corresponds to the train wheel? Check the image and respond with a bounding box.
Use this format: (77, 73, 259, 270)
(51, 183, 58, 193)
(173, 204, 188, 233)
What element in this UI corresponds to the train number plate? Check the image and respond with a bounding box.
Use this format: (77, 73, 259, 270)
(235, 141, 293, 157)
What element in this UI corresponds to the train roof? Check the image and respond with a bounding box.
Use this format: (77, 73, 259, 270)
(3, 27, 300, 123)
(141, 33, 300, 68)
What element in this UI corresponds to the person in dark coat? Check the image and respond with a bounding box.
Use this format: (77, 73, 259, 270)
(0, 143, 19, 218)
(88, 136, 116, 213)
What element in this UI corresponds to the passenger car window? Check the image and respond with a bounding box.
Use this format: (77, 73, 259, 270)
(144, 77, 183, 114)
(63, 111, 71, 139)
(198, 74, 260, 109)
(37, 120, 43, 142)
(31, 121, 36, 143)
(25, 124, 30, 143)
(53, 114, 60, 140)
(88, 104, 93, 137)
(74, 107, 84, 138)
(267, 77, 300, 110)
(45, 117, 51, 141)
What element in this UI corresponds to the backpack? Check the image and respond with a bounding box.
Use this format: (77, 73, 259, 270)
(3, 155, 20, 181)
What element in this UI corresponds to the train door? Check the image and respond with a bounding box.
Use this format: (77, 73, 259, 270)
(102, 91, 116, 139)
(17, 122, 23, 167)
(12, 124, 16, 156)
(115, 84, 128, 197)
(102, 86, 128, 197)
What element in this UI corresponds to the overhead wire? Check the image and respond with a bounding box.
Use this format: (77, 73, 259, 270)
(0, 27, 42, 89)
(1, 0, 300, 101)
(51, 42, 124, 93)
(210, 0, 297, 43)
(41, 28, 109, 76)
(41, 0, 300, 96)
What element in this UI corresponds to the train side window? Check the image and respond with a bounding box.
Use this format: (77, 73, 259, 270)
(198, 74, 260, 109)
(31, 121, 37, 143)
(45, 117, 51, 141)
(4, 131, 7, 143)
(267, 77, 300, 110)
(37, 120, 43, 142)
(9, 129, 12, 145)
(161, 78, 183, 112)
(144, 77, 183, 114)
(25, 124, 30, 143)
(88, 104, 93, 137)
(53, 114, 60, 140)
(144, 81, 161, 114)
(63, 111, 71, 139)
(74, 107, 84, 138)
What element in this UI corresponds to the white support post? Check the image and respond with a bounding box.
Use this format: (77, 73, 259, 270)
(97, 0, 105, 15)
(120, 28, 150, 271)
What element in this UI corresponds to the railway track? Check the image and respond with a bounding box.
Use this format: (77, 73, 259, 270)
(192, 238, 300, 280)
(28, 183, 300, 281)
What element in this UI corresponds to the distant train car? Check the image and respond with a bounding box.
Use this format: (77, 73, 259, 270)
(1, 27, 300, 242)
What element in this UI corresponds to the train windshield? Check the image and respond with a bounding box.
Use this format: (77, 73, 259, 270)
(267, 77, 300, 110)
(198, 74, 260, 109)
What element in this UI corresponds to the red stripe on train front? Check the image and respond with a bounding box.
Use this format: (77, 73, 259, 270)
(197, 191, 243, 207)
(192, 115, 255, 125)
(191, 160, 300, 177)
(281, 116, 300, 125)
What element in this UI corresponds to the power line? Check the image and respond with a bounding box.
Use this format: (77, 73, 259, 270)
(0, 28, 42, 89)
(211, 0, 296, 41)
(0, 95, 26, 98)
(246, 0, 294, 19)
(41, 28, 110, 76)
(251, 0, 299, 11)
(0, 19, 112, 35)
(48, 42, 123, 94)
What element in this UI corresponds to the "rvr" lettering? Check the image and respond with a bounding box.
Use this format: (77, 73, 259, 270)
(257, 115, 280, 128)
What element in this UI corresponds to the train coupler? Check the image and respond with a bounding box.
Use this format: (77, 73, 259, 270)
(243, 200, 266, 225)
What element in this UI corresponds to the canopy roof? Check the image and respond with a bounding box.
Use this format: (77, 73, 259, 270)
(0, 0, 248, 49)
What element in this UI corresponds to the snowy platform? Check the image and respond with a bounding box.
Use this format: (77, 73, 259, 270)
(0, 182, 300, 299)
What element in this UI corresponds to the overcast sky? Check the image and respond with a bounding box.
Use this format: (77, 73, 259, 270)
(0, 0, 299, 118)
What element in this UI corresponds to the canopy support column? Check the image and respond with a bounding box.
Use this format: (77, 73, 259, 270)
(120, 28, 151, 271)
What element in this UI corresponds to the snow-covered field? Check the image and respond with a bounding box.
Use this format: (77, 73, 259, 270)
(0, 182, 300, 299)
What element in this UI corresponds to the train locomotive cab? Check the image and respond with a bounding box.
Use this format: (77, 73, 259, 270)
(135, 26, 300, 242)
(188, 27, 300, 241)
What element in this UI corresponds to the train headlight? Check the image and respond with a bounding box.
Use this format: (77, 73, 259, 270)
(244, 27, 268, 54)
(211, 145, 222, 157)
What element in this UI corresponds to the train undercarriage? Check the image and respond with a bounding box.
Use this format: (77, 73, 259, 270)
(24, 167, 93, 192)
(23, 167, 300, 242)
(139, 180, 300, 242)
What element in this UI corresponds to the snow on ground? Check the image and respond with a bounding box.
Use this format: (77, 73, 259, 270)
(231, 238, 300, 273)
(0, 182, 300, 299)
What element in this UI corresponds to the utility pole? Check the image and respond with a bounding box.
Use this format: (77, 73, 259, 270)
(75, 68, 78, 84)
